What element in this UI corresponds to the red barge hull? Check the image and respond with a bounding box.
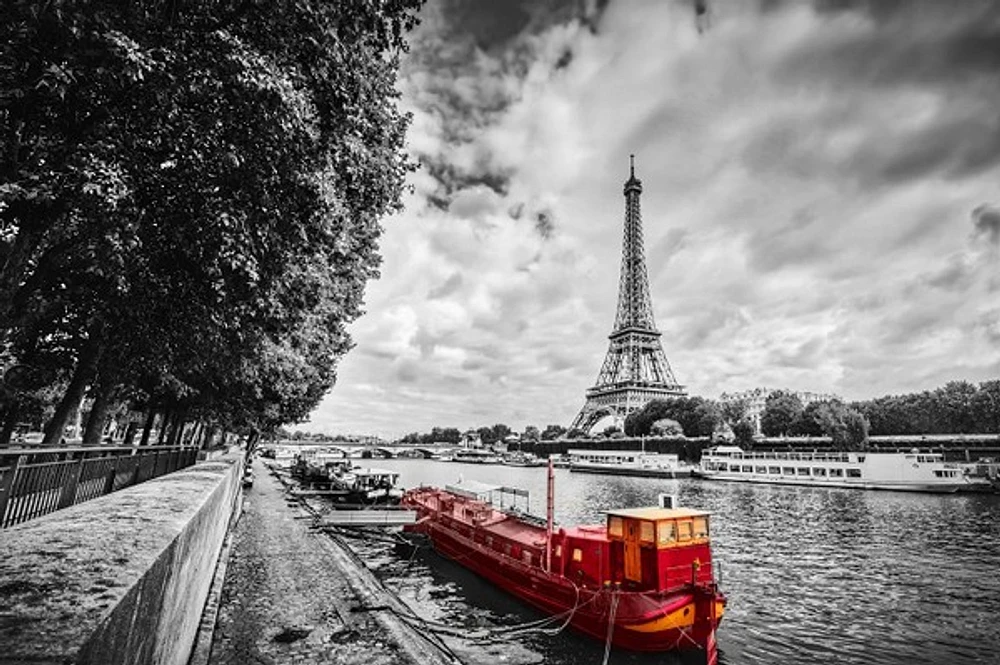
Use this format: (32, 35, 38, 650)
(402, 479, 725, 660)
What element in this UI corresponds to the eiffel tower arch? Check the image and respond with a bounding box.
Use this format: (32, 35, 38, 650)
(570, 157, 686, 434)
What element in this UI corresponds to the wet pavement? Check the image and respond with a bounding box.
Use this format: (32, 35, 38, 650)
(206, 458, 457, 665)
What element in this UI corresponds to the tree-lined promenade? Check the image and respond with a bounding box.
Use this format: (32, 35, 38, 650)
(1, 0, 424, 447)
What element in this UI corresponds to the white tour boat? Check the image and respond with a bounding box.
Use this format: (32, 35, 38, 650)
(568, 449, 692, 478)
(696, 445, 990, 493)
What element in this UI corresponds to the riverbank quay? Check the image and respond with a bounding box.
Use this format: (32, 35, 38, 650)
(0, 453, 243, 665)
(205, 457, 462, 665)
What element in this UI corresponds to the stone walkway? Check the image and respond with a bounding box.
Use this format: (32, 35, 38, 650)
(207, 458, 458, 665)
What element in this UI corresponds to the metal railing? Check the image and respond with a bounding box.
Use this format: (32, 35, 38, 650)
(0, 445, 199, 528)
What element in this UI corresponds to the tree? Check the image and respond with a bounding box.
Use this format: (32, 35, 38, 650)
(522, 425, 540, 442)
(720, 398, 749, 426)
(1, 0, 424, 443)
(651, 418, 684, 437)
(843, 410, 870, 450)
(540, 424, 567, 440)
(732, 419, 755, 447)
(760, 391, 804, 437)
(490, 423, 511, 444)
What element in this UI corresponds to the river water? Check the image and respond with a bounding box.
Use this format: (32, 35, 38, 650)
(336, 459, 1000, 665)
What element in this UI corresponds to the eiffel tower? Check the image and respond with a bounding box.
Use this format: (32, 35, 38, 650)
(570, 157, 686, 433)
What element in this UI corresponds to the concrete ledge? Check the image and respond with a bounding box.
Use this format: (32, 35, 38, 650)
(0, 454, 243, 665)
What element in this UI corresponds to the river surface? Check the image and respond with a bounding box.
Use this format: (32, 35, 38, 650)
(333, 459, 1000, 665)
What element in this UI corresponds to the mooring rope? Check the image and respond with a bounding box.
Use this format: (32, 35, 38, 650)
(600, 589, 620, 665)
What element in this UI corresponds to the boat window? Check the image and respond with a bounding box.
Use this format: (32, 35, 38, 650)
(813, 468, 827, 476)
(847, 468, 862, 478)
(486, 536, 493, 547)
(658, 521, 677, 545)
(504, 544, 512, 555)
(768, 466, 781, 474)
(719, 463, 729, 472)
(783, 468, 795, 476)
(829, 468, 844, 477)
(640, 521, 655, 543)
(857, 455, 866, 463)
(798, 468, 810, 476)
(572, 548, 583, 562)
(555, 544, 562, 557)
(742, 465, 753, 473)
(522, 551, 533, 565)
(678, 520, 693, 542)
(755, 466, 767, 474)
(608, 516, 623, 538)
(693, 517, 709, 539)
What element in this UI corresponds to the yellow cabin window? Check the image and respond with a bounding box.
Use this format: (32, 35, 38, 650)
(693, 517, 709, 539)
(572, 548, 583, 562)
(640, 521, 655, 543)
(658, 521, 677, 545)
(678, 520, 693, 541)
(608, 516, 623, 538)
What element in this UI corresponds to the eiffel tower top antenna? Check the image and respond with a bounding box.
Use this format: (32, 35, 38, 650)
(630, 153, 634, 178)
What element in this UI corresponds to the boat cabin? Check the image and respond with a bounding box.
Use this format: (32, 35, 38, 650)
(604, 507, 714, 592)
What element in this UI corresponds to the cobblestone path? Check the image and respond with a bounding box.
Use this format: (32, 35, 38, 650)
(207, 458, 450, 665)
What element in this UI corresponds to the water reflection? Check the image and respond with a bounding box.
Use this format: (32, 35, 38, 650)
(342, 459, 1000, 665)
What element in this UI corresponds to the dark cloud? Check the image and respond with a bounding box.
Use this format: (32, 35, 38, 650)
(428, 273, 463, 299)
(925, 255, 973, 291)
(768, 336, 826, 368)
(535, 210, 555, 239)
(423, 156, 512, 198)
(972, 204, 1000, 246)
(746, 208, 828, 273)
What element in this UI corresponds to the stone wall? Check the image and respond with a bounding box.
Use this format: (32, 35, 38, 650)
(0, 453, 243, 665)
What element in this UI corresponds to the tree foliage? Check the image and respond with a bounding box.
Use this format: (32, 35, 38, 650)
(852, 380, 1000, 435)
(0, 0, 424, 443)
(624, 397, 721, 438)
(760, 391, 803, 437)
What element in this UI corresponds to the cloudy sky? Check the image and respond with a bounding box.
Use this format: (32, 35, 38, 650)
(306, 0, 1000, 438)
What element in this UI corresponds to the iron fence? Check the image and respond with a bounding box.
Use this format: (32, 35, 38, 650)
(0, 445, 199, 528)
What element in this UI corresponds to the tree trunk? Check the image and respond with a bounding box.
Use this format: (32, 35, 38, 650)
(82, 381, 116, 445)
(42, 336, 102, 445)
(0, 401, 20, 445)
(139, 406, 157, 446)
(123, 420, 138, 446)
(156, 407, 173, 446)
(167, 406, 188, 447)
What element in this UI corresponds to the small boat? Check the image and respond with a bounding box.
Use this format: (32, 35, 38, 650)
(402, 463, 726, 661)
(292, 453, 403, 504)
(696, 445, 993, 493)
(568, 449, 692, 478)
(453, 449, 501, 464)
(503, 451, 546, 467)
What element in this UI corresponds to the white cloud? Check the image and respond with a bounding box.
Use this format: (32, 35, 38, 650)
(306, 0, 1000, 438)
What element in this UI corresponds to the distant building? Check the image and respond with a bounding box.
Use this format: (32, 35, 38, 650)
(720, 387, 841, 435)
(461, 430, 482, 448)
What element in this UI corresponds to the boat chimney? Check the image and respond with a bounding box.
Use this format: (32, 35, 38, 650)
(658, 493, 677, 509)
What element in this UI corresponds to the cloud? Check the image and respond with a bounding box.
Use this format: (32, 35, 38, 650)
(972, 204, 1000, 246)
(305, 0, 1000, 437)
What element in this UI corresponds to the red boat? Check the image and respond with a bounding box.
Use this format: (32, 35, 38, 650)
(401, 463, 726, 663)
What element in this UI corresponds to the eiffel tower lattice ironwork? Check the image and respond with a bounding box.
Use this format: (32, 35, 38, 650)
(570, 157, 686, 433)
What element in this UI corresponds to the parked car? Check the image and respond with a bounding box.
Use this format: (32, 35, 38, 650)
(242, 469, 254, 488)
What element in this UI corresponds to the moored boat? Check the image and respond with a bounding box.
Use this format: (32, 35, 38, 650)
(402, 464, 726, 661)
(696, 445, 992, 493)
(453, 448, 501, 464)
(568, 449, 692, 478)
